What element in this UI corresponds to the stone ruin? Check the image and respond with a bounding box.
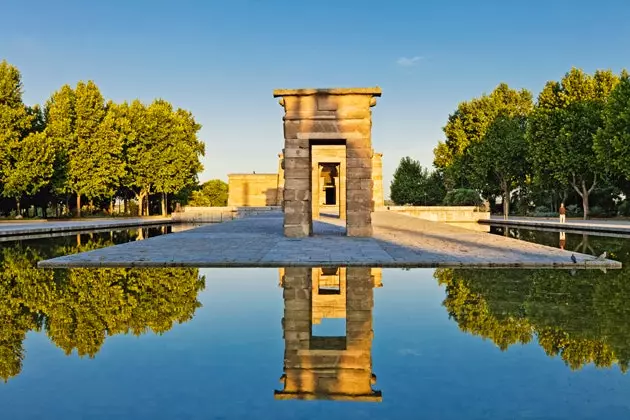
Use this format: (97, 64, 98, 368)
(273, 88, 382, 237)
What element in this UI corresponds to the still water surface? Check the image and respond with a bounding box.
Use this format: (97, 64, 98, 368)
(0, 226, 629, 419)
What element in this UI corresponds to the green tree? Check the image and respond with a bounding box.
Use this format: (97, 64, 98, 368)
(189, 179, 229, 207)
(442, 188, 482, 206)
(0, 61, 52, 215)
(118, 99, 204, 216)
(0, 60, 24, 108)
(119, 100, 164, 215)
(0, 61, 37, 211)
(68, 81, 104, 216)
(390, 157, 444, 205)
(1, 132, 54, 214)
(67, 81, 125, 216)
(594, 71, 630, 180)
(470, 114, 529, 218)
(425, 170, 447, 205)
(434, 83, 533, 188)
(44, 85, 76, 213)
(151, 102, 204, 216)
(527, 68, 619, 219)
(88, 102, 125, 207)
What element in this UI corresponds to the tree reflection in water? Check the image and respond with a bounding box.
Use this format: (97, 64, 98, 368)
(0, 231, 205, 382)
(436, 267, 630, 372)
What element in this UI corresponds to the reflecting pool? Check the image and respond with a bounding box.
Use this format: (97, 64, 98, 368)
(1, 228, 630, 419)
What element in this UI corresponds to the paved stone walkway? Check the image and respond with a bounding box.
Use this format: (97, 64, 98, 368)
(482, 217, 630, 235)
(0, 217, 171, 237)
(38, 212, 620, 269)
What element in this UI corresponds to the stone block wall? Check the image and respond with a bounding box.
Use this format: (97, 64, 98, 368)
(384, 206, 491, 231)
(171, 205, 281, 223)
(227, 174, 282, 207)
(273, 88, 382, 238)
(372, 153, 384, 209)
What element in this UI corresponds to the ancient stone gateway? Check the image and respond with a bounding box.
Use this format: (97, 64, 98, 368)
(273, 87, 382, 237)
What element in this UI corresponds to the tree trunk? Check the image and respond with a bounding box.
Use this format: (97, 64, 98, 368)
(145, 194, 150, 216)
(501, 180, 509, 220)
(503, 193, 509, 220)
(16, 198, 21, 216)
(136, 191, 148, 216)
(124, 199, 128, 214)
(109, 198, 114, 215)
(135, 193, 141, 216)
(76, 195, 81, 218)
(161, 193, 167, 216)
(571, 174, 596, 221)
(582, 185, 589, 220)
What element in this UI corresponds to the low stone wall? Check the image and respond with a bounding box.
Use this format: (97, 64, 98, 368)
(385, 206, 490, 230)
(173, 205, 490, 229)
(172, 206, 282, 223)
(236, 206, 283, 218)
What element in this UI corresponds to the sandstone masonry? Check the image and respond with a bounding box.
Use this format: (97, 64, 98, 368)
(273, 88, 382, 237)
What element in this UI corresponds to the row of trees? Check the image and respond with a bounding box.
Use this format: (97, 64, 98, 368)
(0, 60, 205, 217)
(427, 67, 630, 218)
(389, 157, 482, 206)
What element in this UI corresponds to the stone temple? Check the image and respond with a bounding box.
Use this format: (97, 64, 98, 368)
(228, 87, 383, 238)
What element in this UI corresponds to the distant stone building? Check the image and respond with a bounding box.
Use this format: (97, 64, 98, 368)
(227, 150, 384, 216)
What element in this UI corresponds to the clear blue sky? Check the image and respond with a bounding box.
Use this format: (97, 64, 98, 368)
(2, 0, 629, 193)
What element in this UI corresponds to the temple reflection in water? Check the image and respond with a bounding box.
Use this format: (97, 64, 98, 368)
(276, 267, 382, 402)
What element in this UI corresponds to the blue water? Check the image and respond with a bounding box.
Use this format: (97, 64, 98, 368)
(1, 229, 630, 419)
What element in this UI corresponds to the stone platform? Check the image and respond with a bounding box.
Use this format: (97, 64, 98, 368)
(37, 212, 621, 269)
(481, 217, 630, 235)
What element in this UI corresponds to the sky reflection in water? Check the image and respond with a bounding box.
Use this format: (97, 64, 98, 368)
(0, 229, 630, 419)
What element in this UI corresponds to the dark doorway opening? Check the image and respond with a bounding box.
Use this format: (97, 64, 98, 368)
(325, 187, 336, 205)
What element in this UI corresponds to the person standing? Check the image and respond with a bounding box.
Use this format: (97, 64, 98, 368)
(559, 203, 566, 223)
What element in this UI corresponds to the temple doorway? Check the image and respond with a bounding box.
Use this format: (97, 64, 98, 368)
(320, 163, 340, 215)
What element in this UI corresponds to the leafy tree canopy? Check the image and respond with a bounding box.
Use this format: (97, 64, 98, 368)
(433, 83, 533, 182)
(189, 179, 229, 207)
(390, 157, 446, 205)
